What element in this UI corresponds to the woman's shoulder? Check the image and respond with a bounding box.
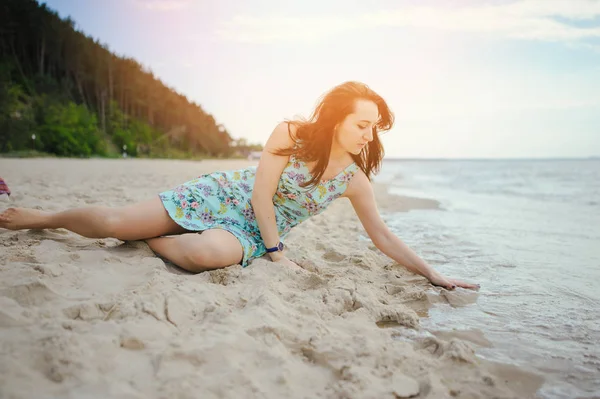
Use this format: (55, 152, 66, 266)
(340, 167, 370, 199)
(265, 121, 297, 151)
(266, 121, 301, 155)
(283, 120, 299, 141)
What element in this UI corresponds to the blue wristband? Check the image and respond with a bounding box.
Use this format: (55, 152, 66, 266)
(265, 242, 284, 253)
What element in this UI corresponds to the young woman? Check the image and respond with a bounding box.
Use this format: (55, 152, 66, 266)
(0, 81, 479, 290)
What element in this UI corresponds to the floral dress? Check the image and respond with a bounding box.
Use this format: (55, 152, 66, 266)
(158, 154, 359, 267)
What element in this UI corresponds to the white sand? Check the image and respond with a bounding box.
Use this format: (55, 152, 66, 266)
(0, 158, 543, 399)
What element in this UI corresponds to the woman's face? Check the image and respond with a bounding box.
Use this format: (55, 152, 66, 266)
(334, 99, 380, 155)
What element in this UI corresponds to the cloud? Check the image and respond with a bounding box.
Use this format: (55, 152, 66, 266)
(133, 0, 191, 11)
(566, 40, 600, 53)
(216, 15, 360, 43)
(216, 0, 600, 44)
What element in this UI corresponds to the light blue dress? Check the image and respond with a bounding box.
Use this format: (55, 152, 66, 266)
(159, 154, 359, 266)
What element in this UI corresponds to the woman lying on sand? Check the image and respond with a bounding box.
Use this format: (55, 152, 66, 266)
(0, 81, 478, 290)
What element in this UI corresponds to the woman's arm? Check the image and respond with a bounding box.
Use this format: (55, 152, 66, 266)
(251, 122, 295, 262)
(344, 172, 479, 290)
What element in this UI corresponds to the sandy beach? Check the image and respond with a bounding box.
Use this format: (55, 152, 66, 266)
(0, 158, 543, 399)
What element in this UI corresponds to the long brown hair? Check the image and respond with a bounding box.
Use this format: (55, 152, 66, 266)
(273, 81, 394, 188)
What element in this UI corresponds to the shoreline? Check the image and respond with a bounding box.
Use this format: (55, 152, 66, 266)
(373, 181, 441, 212)
(369, 182, 545, 396)
(0, 158, 543, 398)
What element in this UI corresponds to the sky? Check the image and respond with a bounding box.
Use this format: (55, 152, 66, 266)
(42, 0, 600, 159)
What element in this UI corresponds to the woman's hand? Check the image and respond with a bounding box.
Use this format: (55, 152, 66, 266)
(270, 252, 304, 271)
(428, 271, 480, 291)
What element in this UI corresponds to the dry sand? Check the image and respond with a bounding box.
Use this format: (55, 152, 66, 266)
(0, 158, 543, 399)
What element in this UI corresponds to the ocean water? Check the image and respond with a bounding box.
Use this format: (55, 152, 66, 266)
(376, 159, 600, 399)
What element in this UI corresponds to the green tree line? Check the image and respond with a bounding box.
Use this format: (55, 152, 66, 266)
(0, 0, 254, 158)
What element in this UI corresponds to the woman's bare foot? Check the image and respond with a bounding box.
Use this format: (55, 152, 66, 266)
(0, 208, 52, 230)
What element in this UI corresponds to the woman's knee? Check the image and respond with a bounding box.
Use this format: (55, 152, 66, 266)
(180, 232, 242, 269)
(183, 242, 222, 268)
(101, 208, 126, 238)
(95, 205, 139, 239)
(184, 249, 212, 269)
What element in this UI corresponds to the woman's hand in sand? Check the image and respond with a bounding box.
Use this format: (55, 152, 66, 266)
(270, 253, 304, 271)
(428, 272, 480, 291)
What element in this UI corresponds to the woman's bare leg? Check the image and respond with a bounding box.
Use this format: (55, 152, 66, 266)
(146, 229, 244, 272)
(0, 197, 188, 240)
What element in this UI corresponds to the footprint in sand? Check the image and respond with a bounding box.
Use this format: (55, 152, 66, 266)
(0, 279, 66, 307)
(322, 250, 346, 262)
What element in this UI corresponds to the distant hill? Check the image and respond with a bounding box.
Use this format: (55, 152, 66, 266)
(0, 0, 256, 158)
